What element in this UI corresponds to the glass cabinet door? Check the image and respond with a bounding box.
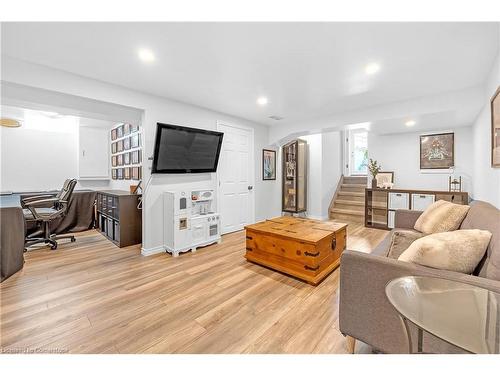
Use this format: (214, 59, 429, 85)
(282, 139, 307, 213)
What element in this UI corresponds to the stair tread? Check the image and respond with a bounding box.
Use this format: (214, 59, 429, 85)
(341, 184, 367, 188)
(338, 191, 364, 197)
(335, 200, 365, 206)
(330, 208, 364, 216)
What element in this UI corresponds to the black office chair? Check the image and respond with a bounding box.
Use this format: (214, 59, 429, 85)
(22, 179, 78, 250)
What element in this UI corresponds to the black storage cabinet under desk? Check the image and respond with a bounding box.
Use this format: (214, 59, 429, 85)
(96, 190, 142, 247)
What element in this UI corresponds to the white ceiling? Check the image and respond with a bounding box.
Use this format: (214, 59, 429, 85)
(1, 22, 499, 129)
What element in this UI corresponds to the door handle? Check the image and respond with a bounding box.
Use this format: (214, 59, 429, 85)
(248, 186, 253, 191)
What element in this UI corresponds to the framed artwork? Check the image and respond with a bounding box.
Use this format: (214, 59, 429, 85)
(124, 137, 130, 150)
(112, 169, 117, 180)
(132, 167, 140, 180)
(131, 150, 141, 164)
(111, 142, 117, 154)
(111, 128, 117, 141)
(117, 140, 123, 152)
(112, 155, 117, 167)
(124, 123, 131, 136)
(420, 132, 454, 170)
(375, 171, 394, 188)
(262, 149, 276, 180)
(117, 168, 124, 180)
(117, 125, 123, 138)
(124, 152, 130, 165)
(492, 86, 500, 167)
(124, 167, 131, 180)
(117, 154, 123, 166)
(131, 133, 141, 148)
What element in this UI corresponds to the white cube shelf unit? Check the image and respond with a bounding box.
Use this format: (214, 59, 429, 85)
(365, 188, 468, 230)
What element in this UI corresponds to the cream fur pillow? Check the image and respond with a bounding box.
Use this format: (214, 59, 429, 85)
(414, 200, 470, 234)
(398, 229, 492, 274)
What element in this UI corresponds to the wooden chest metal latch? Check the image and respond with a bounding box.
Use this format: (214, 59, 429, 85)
(304, 265, 320, 271)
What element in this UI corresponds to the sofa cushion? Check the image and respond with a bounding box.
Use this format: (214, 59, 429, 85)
(387, 229, 424, 259)
(460, 201, 500, 280)
(398, 229, 492, 274)
(414, 200, 470, 234)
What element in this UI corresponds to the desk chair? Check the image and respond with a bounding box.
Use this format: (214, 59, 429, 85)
(22, 179, 77, 250)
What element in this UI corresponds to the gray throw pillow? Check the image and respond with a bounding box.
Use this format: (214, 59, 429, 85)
(387, 230, 425, 259)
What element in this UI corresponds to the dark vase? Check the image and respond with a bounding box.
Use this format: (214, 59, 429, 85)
(371, 178, 377, 189)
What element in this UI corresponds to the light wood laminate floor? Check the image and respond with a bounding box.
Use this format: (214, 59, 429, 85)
(0, 221, 387, 354)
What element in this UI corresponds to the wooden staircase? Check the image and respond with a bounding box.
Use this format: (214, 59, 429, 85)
(329, 176, 367, 223)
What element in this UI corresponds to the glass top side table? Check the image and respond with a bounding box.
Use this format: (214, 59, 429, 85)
(385, 276, 500, 354)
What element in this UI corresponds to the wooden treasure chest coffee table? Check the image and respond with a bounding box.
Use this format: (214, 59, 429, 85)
(244, 217, 348, 285)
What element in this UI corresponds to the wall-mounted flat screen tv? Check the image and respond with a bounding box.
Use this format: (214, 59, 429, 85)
(152, 123, 224, 174)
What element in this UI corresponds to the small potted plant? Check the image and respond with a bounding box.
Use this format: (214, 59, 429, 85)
(368, 159, 381, 188)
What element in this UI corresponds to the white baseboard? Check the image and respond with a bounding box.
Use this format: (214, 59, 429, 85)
(141, 245, 165, 256)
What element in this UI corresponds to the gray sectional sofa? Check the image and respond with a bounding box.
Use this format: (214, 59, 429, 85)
(339, 200, 500, 353)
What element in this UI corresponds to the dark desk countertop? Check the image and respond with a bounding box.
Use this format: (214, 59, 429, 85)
(0, 190, 95, 208)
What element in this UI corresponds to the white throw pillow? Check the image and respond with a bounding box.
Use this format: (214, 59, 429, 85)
(414, 200, 470, 234)
(398, 229, 492, 274)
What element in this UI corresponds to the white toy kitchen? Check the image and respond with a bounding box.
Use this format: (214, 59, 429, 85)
(163, 190, 221, 257)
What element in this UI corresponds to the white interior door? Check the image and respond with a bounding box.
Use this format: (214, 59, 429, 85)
(217, 122, 255, 234)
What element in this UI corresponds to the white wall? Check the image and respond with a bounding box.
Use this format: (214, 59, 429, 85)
(322, 132, 342, 214)
(0, 115, 78, 192)
(300, 134, 323, 219)
(0, 113, 116, 192)
(472, 45, 500, 207)
(368, 126, 475, 193)
(1, 57, 279, 254)
(299, 131, 342, 219)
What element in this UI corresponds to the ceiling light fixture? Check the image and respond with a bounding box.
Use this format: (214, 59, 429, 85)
(257, 97, 268, 106)
(365, 63, 381, 75)
(405, 120, 416, 127)
(0, 118, 22, 128)
(138, 48, 155, 63)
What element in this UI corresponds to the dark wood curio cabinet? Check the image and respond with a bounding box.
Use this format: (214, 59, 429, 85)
(282, 139, 307, 213)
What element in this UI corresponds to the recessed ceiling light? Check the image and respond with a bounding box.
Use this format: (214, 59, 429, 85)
(365, 63, 381, 75)
(257, 97, 268, 106)
(405, 120, 416, 127)
(138, 48, 155, 63)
